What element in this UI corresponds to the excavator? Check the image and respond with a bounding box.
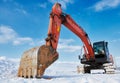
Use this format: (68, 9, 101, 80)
(18, 3, 115, 78)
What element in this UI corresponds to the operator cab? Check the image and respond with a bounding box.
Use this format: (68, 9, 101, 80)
(93, 41, 110, 63)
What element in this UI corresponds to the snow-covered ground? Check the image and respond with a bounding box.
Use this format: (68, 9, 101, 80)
(0, 56, 120, 83)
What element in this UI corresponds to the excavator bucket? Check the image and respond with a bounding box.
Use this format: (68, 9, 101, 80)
(18, 45, 58, 78)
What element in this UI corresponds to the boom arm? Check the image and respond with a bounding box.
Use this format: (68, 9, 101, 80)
(46, 3, 94, 61)
(63, 14, 94, 60)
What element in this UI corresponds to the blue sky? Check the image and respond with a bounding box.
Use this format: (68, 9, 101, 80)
(0, 0, 120, 62)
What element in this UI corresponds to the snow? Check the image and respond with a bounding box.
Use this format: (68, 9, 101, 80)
(0, 56, 120, 83)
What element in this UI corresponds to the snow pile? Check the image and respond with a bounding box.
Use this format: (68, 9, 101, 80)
(0, 56, 120, 83)
(0, 56, 19, 80)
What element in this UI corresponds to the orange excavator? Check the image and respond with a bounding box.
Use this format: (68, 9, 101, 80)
(18, 3, 115, 78)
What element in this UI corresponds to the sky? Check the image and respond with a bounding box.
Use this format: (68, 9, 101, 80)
(0, 0, 120, 62)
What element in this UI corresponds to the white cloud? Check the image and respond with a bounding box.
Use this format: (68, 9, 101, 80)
(35, 39, 45, 45)
(92, 0, 120, 12)
(110, 39, 120, 43)
(34, 38, 81, 53)
(38, 3, 47, 8)
(13, 1, 29, 15)
(0, 56, 6, 60)
(0, 26, 81, 52)
(49, 0, 74, 9)
(0, 56, 20, 62)
(116, 56, 120, 59)
(58, 39, 82, 52)
(0, 25, 17, 43)
(13, 37, 34, 45)
(59, 39, 74, 45)
(0, 25, 34, 45)
(14, 8, 28, 15)
(9, 58, 20, 63)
